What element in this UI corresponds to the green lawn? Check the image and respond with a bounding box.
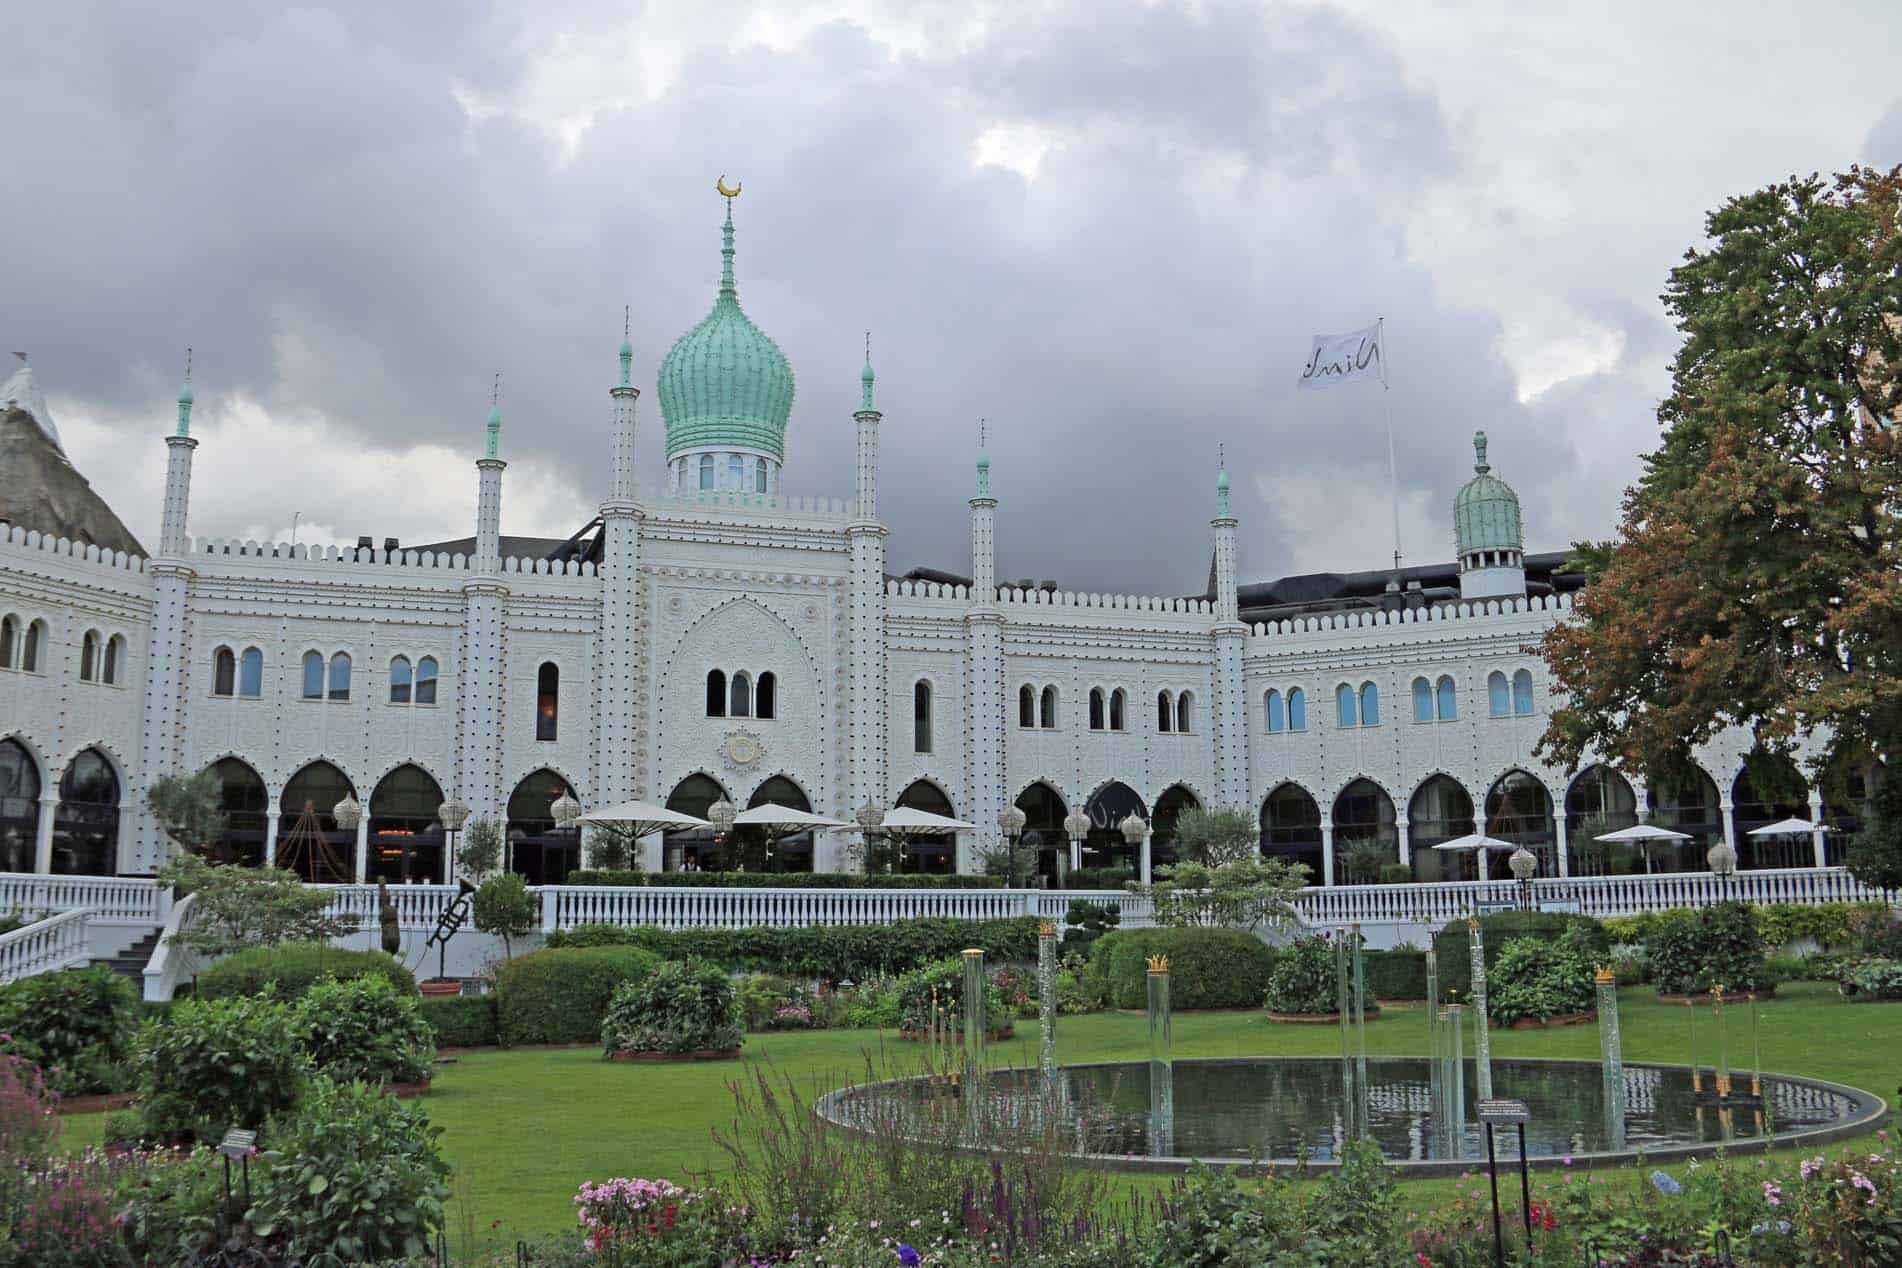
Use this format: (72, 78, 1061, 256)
(61, 982, 1902, 1248)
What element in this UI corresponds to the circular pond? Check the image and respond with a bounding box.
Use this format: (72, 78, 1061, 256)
(817, 1058, 1884, 1176)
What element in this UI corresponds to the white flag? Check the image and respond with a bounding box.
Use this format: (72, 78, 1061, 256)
(1297, 323, 1383, 390)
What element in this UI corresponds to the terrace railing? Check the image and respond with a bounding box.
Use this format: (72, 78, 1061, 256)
(0, 907, 94, 985)
(0, 872, 166, 926)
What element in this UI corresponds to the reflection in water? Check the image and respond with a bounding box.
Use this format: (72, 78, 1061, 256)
(841, 1059, 1860, 1165)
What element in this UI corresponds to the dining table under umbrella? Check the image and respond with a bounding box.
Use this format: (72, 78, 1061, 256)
(1593, 822, 1693, 875)
(869, 805, 978, 873)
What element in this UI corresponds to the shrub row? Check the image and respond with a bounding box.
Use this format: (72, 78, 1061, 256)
(566, 870, 1002, 889)
(495, 946, 667, 1046)
(1602, 900, 1889, 953)
(1433, 912, 1611, 998)
(0, 964, 141, 1094)
(419, 994, 500, 1047)
(544, 916, 1042, 980)
(196, 942, 417, 1001)
(1083, 928, 1277, 1010)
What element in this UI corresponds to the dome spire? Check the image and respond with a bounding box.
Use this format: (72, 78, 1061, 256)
(1215, 443, 1230, 517)
(618, 305, 633, 387)
(1473, 429, 1490, 474)
(975, 418, 991, 498)
(717, 178, 740, 303)
(175, 347, 194, 438)
(485, 373, 502, 459)
(860, 331, 875, 411)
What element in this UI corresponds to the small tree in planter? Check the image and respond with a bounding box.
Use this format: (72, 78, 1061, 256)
(473, 874, 537, 961)
(586, 824, 639, 872)
(601, 960, 742, 1058)
(158, 854, 355, 958)
(145, 769, 228, 859)
(458, 818, 504, 882)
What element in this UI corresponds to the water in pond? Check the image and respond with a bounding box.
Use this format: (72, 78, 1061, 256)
(836, 1059, 1870, 1166)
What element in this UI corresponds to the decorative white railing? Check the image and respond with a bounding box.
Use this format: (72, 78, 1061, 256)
(315, 883, 457, 931)
(0, 908, 95, 985)
(141, 892, 201, 1003)
(1291, 866, 1891, 929)
(0, 873, 166, 925)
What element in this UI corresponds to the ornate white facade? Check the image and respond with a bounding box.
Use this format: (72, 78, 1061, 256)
(0, 206, 1850, 889)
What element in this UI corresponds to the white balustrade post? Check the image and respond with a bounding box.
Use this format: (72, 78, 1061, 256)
(33, 795, 56, 875)
(1554, 814, 1571, 879)
(1719, 799, 1738, 859)
(1808, 794, 1828, 869)
(1320, 817, 1336, 888)
(354, 818, 370, 883)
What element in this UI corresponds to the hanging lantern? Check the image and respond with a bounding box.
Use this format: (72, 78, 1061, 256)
(1119, 813, 1147, 846)
(856, 801, 885, 833)
(1706, 841, 1738, 879)
(550, 791, 581, 830)
(331, 795, 363, 832)
(437, 797, 470, 832)
(1063, 807, 1092, 842)
(997, 804, 1027, 837)
(708, 797, 737, 838)
(1508, 846, 1538, 882)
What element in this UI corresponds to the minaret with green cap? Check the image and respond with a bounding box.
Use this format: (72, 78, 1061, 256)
(965, 416, 1004, 875)
(1208, 448, 1248, 806)
(159, 348, 200, 556)
(474, 375, 507, 572)
(1454, 429, 1526, 600)
(846, 336, 888, 855)
(599, 307, 647, 822)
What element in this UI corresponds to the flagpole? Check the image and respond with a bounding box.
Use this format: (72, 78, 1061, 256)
(1379, 316, 1401, 579)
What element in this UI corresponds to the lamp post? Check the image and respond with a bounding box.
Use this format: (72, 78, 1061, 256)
(1121, 812, 1151, 887)
(856, 800, 885, 875)
(437, 795, 470, 885)
(707, 797, 737, 870)
(1508, 845, 1537, 913)
(331, 794, 363, 883)
(997, 804, 1028, 886)
(1706, 840, 1737, 901)
(1063, 807, 1091, 882)
(550, 790, 581, 883)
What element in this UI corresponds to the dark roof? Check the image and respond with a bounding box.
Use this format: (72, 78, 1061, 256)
(1233, 550, 1585, 623)
(407, 534, 572, 559)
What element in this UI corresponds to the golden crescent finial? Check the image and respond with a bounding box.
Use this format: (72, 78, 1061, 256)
(716, 175, 742, 199)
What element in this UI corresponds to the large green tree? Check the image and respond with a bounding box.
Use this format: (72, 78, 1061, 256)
(1538, 166, 1902, 879)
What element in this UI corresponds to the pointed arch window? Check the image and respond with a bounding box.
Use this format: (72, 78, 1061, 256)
(102, 635, 122, 685)
(1266, 688, 1285, 733)
(1109, 688, 1126, 732)
(214, 647, 238, 697)
(1039, 685, 1058, 729)
(1336, 683, 1357, 728)
(1436, 675, 1457, 721)
(21, 621, 43, 673)
(537, 662, 559, 740)
(707, 669, 727, 718)
(1089, 688, 1105, 731)
(1512, 669, 1535, 715)
(756, 672, 776, 719)
(1412, 677, 1433, 723)
(0, 616, 13, 669)
(1488, 671, 1511, 717)
(1019, 685, 1036, 729)
(1157, 690, 1173, 733)
(914, 680, 933, 753)
(1287, 686, 1306, 731)
(302, 651, 324, 699)
(414, 656, 437, 704)
(238, 648, 262, 697)
(327, 652, 351, 701)
(80, 631, 99, 682)
(755, 458, 768, 494)
(1176, 691, 1195, 732)
(698, 454, 714, 490)
(389, 655, 413, 704)
(730, 671, 752, 718)
(1358, 682, 1379, 726)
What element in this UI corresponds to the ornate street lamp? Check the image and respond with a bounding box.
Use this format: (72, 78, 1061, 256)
(550, 791, 581, 831)
(856, 801, 885, 875)
(437, 795, 470, 886)
(705, 797, 737, 870)
(1063, 806, 1091, 879)
(997, 804, 1028, 886)
(1120, 812, 1151, 887)
(1707, 840, 1738, 900)
(1508, 845, 1538, 912)
(329, 794, 363, 883)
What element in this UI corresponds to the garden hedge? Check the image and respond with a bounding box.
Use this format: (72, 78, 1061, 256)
(565, 870, 1002, 889)
(196, 943, 416, 1001)
(494, 946, 666, 1045)
(1434, 912, 1610, 998)
(0, 963, 142, 1095)
(419, 994, 500, 1048)
(1602, 901, 1887, 953)
(544, 916, 1041, 981)
(1083, 928, 1277, 1010)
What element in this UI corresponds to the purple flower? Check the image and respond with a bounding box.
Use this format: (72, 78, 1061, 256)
(1650, 1170, 1681, 1196)
(897, 1244, 921, 1267)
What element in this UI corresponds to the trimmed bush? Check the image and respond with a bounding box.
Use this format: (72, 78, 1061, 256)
(1644, 902, 1770, 995)
(1084, 928, 1277, 1010)
(496, 947, 666, 1046)
(134, 993, 307, 1142)
(1487, 928, 1598, 1024)
(419, 994, 499, 1048)
(1435, 912, 1610, 998)
(1362, 948, 1429, 1001)
(566, 870, 1001, 889)
(601, 959, 743, 1055)
(1264, 935, 1337, 1015)
(294, 976, 435, 1085)
(1838, 957, 1902, 1000)
(0, 963, 141, 1095)
(196, 943, 415, 1001)
(543, 916, 1040, 981)
(894, 957, 1013, 1033)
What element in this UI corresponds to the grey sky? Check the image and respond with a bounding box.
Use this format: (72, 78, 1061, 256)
(6, 1, 1899, 593)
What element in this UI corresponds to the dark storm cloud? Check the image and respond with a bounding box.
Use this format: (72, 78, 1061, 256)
(4, 1, 1897, 594)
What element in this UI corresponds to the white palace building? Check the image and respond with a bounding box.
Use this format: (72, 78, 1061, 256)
(0, 200, 1864, 896)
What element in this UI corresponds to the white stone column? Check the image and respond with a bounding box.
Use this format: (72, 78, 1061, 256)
(1208, 480, 1250, 809)
(1719, 797, 1738, 861)
(1554, 813, 1571, 878)
(1395, 818, 1411, 870)
(1808, 793, 1828, 869)
(262, 812, 280, 869)
(1139, 828, 1153, 887)
(34, 795, 56, 874)
(1320, 815, 1336, 887)
(355, 817, 370, 883)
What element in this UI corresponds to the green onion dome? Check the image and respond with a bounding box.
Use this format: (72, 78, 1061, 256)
(1453, 430, 1522, 557)
(657, 205, 795, 462)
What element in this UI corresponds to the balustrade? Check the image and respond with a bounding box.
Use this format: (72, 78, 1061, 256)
(0, 907, 93, 985)
(0, 872, 162, 924)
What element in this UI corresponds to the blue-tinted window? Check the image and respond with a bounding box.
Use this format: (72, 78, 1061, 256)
(1359, 682, 1380, 726)
(1488, 671, 1511, 717)
(1265, 689, 1284, 733)
(1336, 684, 1357, 728)
(1412, 678, 1433, 723)
(1512, 669, 1535, 715)
(1288, 687, 1306, 731)
(1436, 676, 1457, 721)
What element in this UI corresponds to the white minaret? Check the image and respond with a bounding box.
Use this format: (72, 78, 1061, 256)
(459, 387, 509, 826)
(134, 355, 199, 872)
(1208, 459, 1251, 810)
(845, 343, 888, 868)
(964, 430, 1004, 872)
(598, 319, 649, 850)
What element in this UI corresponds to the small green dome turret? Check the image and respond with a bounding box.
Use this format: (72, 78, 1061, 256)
(657, 203, 795, 461)
(174, 349, 194, 437)
(1453, 430, 1522, 557)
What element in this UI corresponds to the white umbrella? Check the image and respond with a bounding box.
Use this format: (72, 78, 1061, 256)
(1747, 817, 1824, 837)
(876, 806, 978, 836)
(1433, 832, 1518, 883)
(730, 804, 853, 831)
(1594, 823, 1692, 875)
(576, 800, 712, 834)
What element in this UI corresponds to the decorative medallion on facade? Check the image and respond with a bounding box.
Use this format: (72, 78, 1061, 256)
(721, 729, 765, 772)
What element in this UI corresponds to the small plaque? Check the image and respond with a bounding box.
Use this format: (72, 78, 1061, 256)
(217, 1128, 258, 1159)
(1477, 1098, 1530, 1125)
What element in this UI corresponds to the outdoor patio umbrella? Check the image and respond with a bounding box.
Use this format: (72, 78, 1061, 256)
(574, 800, 713, 870)
(1432, 832, 1519, 882)
(1746, 817, 1823, 837)
(1594, 823, 1692, 875)
(729, 805, 854, 831)
(874, 806, 978, 837)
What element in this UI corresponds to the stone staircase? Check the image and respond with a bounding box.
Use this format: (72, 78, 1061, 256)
(98, 929, 161, 983)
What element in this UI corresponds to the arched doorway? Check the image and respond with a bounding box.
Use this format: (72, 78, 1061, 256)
(370, 765, 445, 883)
(210, 757, 269, 867)
(743, 776, 814, 873)
(1732, 751, 1808, 870)
(52, 749, 119, 875)
(1260, 783, 1322, 885)
(894, 780, 957, 875)
(662, 774, 728, 872)
(277, 761, 356, 883)
(1331, 779, 1395, 885)
(1084, 781, 1147, 875)
(506, 770, 580, 886)
(1564, 765, 1637, 876)
(1407, 775, 1475, 883)
(1645, 763, 1722, 874)
(1484, 770, 1556, 878)
(1151, 785, 1201, 867)
(1014, 781, 1069, 885)
(0, 740, 41, 873)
